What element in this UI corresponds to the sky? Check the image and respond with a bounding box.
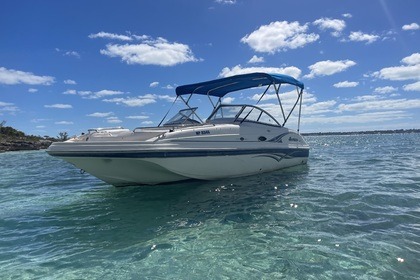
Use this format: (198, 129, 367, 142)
(0, 0, 419, 136)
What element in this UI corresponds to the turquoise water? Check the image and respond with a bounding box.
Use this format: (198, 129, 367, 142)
(0, 134, 419, 279)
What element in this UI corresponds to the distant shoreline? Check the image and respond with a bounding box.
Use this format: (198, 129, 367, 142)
(1, 123, 57, 153)
(0, 137, 53, 153)
(302, 129, 420, 136)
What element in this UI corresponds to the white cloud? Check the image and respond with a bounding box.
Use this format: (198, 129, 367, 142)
(126, 115, 149, 120)
(92, 90, 124, 99)
(162, 84, 174, 90)
(402, 23, 419, 31)
(374, 86, 398, 94)
(88, 31, 133, 41)
(103, 93, 175, 107)
(401, 53, 420, 65)
(337, 98, 420, 112)
(222, 97, 235, 104)
(107, 117, 122, 124)
(0, 101, 18, 114)
(0, 67, 54, 85)
(342, 13, 352, 18)
(304, 111, 411, 125)
(28, 88, 38, 93)
(215, 0, 236, 4)
(348, 31, 380, 44)
(304, 60, 356, 79)
(132, 35, 150, 40)
(55, 121, 73, 125)
(403, 81, 420, 91)
(352, 95, 382, 102)
(252, 90, 317, 105)
(0, 105, 18, 114)
(90, 32, 199, 66)
(241, 21, 319, 53)
(374, 66, 420, 81)
(150, 81, 159, 88)
(219, 65, 302, 78)
(248, 55, 264, 64)
(251, 90, 318, 119)
(381, 30, 397, 41)
(304, 100, 337, 115)
(99, 37, 199, 66)
(251, 93, 281, 102)
(88, 32, 152, 42)
(87, 112, 114, 118)
(64, 79, 77, 85)
(103, 95, 157, 107)
(65, 89, 124, 99)
(64, 51, 80, 58)
(56, 48, 80, 58)
(313, 17, 346, 37)
(44, 104, 72, 109)
(63, 89, 77, 95)
(373, 53, 420, 81)
(333, 81, 359, 88)
(157, 95, 176, 102)
(31, 118, 49, 123)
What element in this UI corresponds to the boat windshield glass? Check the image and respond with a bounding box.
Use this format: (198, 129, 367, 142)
(163, 107, 202, 127)
(207, 105, 280, 126)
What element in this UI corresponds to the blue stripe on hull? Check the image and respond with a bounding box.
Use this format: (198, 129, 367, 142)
(49, 148, 309, 159)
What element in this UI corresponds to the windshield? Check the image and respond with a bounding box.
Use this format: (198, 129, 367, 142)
(163, 107, 202, 127)
(207, 105, 280, 126)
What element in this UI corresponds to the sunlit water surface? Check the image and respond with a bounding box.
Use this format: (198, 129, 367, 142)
(0, 134, 419, 279)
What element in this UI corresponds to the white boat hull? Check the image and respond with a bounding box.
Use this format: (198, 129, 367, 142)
(55, 148, 308, 186)
(48, 122, 309, 186)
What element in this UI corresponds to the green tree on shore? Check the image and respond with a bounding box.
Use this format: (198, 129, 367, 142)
(58, 132, 69, 141)
(0, 121, 25, 137)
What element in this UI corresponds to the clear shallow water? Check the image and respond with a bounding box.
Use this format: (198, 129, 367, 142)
(0, 134, 419, 279)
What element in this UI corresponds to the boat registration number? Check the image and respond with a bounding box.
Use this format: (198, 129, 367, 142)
(196, 130, 211, 135)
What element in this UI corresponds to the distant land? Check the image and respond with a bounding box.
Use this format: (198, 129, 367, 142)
(0, 122, 59, 152)
(1, 121, 419, 152)
(301, 128, 420, 136)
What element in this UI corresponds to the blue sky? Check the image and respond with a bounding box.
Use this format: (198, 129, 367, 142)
(1, 0, 419, 136)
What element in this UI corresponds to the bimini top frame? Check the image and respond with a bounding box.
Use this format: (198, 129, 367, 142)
(160, 72, 305, 131)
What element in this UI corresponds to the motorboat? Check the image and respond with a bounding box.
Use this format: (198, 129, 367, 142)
(47, 73, 309, 186)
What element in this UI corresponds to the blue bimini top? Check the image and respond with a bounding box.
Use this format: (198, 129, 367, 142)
(175, 72, 304, 98)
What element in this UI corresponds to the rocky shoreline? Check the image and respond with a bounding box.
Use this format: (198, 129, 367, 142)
(0, 138, 53, 153)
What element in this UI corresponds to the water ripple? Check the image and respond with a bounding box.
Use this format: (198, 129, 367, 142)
(0, 134, 419, 279)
